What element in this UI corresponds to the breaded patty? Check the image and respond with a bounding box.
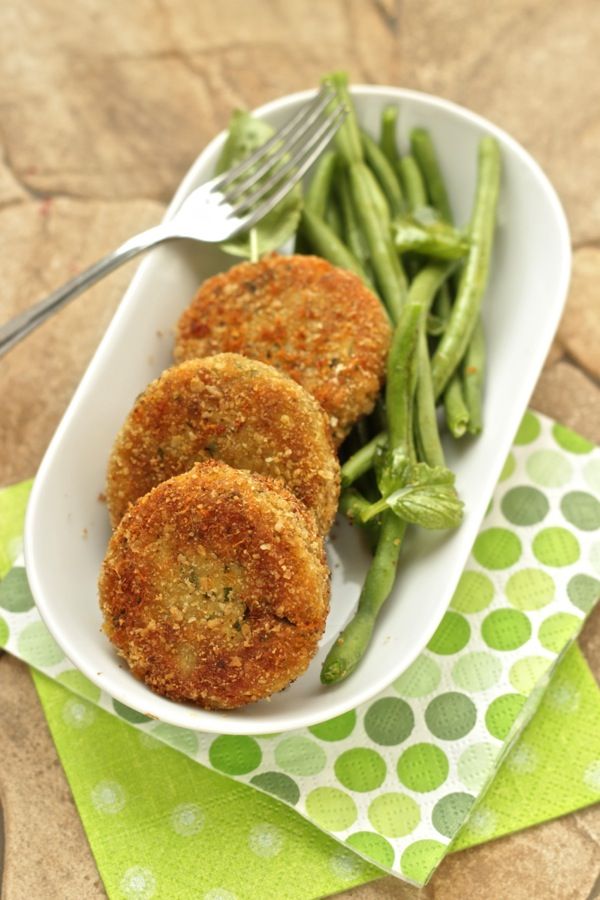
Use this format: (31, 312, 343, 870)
(174, 254, 391, 444)
(99, 461, 330, 709)
(106, 354, 340, 534)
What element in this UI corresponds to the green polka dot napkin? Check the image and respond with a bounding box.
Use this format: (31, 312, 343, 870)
(1, 411, 599, 895)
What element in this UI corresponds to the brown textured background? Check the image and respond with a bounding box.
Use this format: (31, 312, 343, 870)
(0, 1, 599, 898)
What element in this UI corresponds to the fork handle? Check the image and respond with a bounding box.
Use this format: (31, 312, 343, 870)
(0, 225, 165, 359)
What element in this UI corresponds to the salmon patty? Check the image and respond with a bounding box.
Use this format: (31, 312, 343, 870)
(174, 254, 391, 444)
(99, 461, 330, 709)
(106, 353, 339, 534)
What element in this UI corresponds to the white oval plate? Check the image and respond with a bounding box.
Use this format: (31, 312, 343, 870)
(25, 86, 570, 734)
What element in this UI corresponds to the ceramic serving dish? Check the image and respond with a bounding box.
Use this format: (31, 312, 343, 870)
(25, 86, 570, 734)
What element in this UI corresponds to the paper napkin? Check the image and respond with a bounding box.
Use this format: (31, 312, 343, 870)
(1, 410, 599, 891)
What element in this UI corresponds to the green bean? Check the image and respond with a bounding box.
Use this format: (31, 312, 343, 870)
(399, 155, 428, 211)
(386, 302, 422, 456)
(341, 431, 387, 487)
(325, 201, 343, 238)
(361, 129, 405, 216)
(410, 128, 453, 222)
(463, 318, 485, 434)
(406, 263, 454, 466)
(321, 304, 421, 684)
(323, 72, 363, 165)
(380, 105, 400, 165)
(392, 219, 469, 260)
(407, 261, 456, 311)
(435, 284, 470, 436)
(320, 514, 406, 684)
(426, 313, 446, 336)
(416, 327, 445, 466)
(361, 167, 408, 293)
(300, 208, 371, 284)
(337, 171, 370, 269)
(339, 487, 381, 552)
(431, 137, 501, 397)
(444, 375, 470, 437)
(348, 162, 407, 323)
(339, 486, 372, 521)
(305, 150, 337, 218)
(363, 165, 391, 230)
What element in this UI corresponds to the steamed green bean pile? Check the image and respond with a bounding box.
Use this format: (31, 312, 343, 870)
(299, 73, 501, 685)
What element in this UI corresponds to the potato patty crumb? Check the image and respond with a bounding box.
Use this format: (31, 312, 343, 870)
(99, 460, 330, 709)
(174, 254, 391, 444)
(106, 353, 340, 534)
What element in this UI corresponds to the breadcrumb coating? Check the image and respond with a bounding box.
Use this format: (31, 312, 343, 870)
(174, 254, 391, 444)
(99, 461, 330, 709)
(106, 353, 339, 534)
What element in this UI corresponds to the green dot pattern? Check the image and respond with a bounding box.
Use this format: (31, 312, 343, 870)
(425, 693, 477, 741)
(501, 486, 549, 526)
(561, 491, 600, 531)
(427, 612, 471, 655)
(0, 616, 8, 647)
(499, 453, 516, 482)
(552, 423, 594, 454)
(567, 574, 600, 613)
(368, 793, 420, 838)
(346, 832, 395, 868)
(305, 787, 357, 831)
(538, 613, 580, 653)
(335, 749, 386, 792)
(505, 569, 555, 610)
(452, 652, 502, 692)
(112, 700, 152, 723)
(514, 411, 540, 445)
(364, 698, 414, 746)
(57, 670, 101, 703)
(509, 657, 551, 694)
(17, 621, 64, 666)
(526, 449, 573, 487)
(152, 724, 198, 756)
(432, 792, 475, 837)
(393, 656, 441, 697)
(457, 743, 497, 792)
(0, 567, 34, 612)
(275, 737, 326, 776)
(209, 736, 262, 775)
(401, 840, 446, 882)
(473, 528, 522, 569)
(482, 609, 532, 651)
(397, 744, 449, 793)
(450, 571, 495, 614)
(250, 772, 300, 806)
(485, 694, 526, 740)
(533, 528, 580, 566)
(309, 711, 356, 742)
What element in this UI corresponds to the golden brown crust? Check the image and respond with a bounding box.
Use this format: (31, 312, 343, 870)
(174, 254, 391, 444)
(106, 353, 340, 534)
(99, 460, 330, 709)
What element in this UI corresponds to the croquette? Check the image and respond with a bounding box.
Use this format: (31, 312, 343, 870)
(99, 460, 330, 709)
(106, 353, 340, 534)
(174, 254, 392, 444)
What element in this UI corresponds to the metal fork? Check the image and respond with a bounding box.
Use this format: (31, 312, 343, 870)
(0, 87, 345, 358)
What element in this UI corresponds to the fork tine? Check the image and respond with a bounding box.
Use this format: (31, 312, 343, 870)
(211, 86, 334, 193)
(230, 103, 346, 217)
(231, 105, 347, 234)
(221, 90, 339, 205)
